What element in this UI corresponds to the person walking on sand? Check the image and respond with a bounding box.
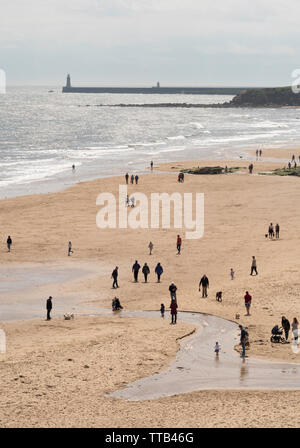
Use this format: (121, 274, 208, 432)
(250, 256, 258, 276)
(132, 260, 141, 283)
(176, 235, 182, 254)
(155, 262, 163, 282)
(6, 236, 12, 252)
(126, 195, 130, 207)
(244, 291, 252, 316)
(125, 173, 129, 184)
(292, 318, 299, 343)
(199, 275, 209, 298)
(259, 149, 262, 157)
(275, 223, 280, 239)
(170, 299, 178, 324)
(230, 268, 235, 280)
(160, 303, 165, 318)
(111, 266, 119, 289)
(142, 263, 150, 283)
(148, 241, 153, 255)
(215, 342, 220, 356)
(135, 175, 139, 185)
(46, 296, 52, 321)
(68, 241, 73, 256)
(282, 316, 290, 341)
(239, 325, 247, 358)
(150, 161, 153, 171)
(130, 174, 134, 184)
(248, 163, 253, 174)
(169, 282, 177, 302)
(268, 222, 274, 239)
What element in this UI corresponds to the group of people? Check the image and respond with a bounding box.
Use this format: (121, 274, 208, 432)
(125, 195, 135, 207)
(125, 173, 139, 185)
(111, 261, 164, 287)
(267, 222, 280, 239)
(159, 300, 178, 324)
(281, 316, 298, 342)
(286, 154, 300, 169)
(255, 149, 263, 158)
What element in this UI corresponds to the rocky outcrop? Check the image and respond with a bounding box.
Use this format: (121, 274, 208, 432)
(227, 86, 300, 107)
(180, 166, 243, 175)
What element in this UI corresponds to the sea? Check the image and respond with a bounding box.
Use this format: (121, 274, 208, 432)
(1, 86, 300, 199)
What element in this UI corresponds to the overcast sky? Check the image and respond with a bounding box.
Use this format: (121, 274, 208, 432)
(1, 0, 300, 86)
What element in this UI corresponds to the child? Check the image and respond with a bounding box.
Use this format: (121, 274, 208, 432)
(230, 268, 234, 280)
(160, 303, 165, 318)
(214, 342, 220, 356)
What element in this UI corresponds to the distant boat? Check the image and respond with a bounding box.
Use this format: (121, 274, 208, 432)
(48, 90, 54, 93)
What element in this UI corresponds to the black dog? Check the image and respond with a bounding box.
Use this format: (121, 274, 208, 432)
(216, 291, 222, 302)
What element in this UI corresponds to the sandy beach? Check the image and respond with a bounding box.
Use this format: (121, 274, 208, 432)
(1, 147, 300, 427)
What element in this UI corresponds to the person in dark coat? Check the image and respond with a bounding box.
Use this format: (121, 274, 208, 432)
(125, 173, 129, 184)
(199, 275, 209, 298)
(130, 174, 134, 184)
(7, 236, 12, 252)
(169, 282, 177, 302)
(275, 223, 280, 239)
(132, 260, 141, 282)
(282, 316, 290, 341)
(142, 263, 150, 282)
(155, 263, 163, 282)
(135, 175, 139, 184)
(46, 296, 52, 321)
(111, 266, 119, 289)
(170, 300, 178, 324)
(112, 297, 123, 311)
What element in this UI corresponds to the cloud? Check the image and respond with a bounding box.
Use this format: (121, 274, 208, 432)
(1, 0, 300, 84)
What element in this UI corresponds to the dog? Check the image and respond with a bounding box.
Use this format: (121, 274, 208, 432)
(216, 291, 222, 302)
(64, 313, 74, 320)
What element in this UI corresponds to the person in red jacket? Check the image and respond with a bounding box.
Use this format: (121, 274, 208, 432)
(177, 235, 182, 254)
(170, 299, 178, 324)
(244, 291, 252, 316)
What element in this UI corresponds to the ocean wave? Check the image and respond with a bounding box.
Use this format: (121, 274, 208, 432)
(250, 121, 289, 129)
(166, 135, 186, 140)
(128, 141, 166, 147)
(189, 122, 204, 129)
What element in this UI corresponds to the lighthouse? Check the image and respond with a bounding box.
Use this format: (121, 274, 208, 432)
(66, 74, 71, 88)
